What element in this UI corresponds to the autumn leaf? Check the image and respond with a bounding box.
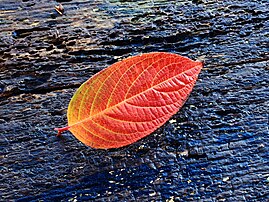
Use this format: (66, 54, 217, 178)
(55, 52, 203, 149)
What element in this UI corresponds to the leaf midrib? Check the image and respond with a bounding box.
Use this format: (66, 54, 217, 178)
(68, 63, 201, 129)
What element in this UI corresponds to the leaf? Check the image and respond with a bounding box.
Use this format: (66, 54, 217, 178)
(55, 52, 203, 149)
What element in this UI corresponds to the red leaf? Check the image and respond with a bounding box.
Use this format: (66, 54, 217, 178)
(55, 52, 203, 149)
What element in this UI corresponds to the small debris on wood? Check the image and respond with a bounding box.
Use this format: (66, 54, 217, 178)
(55, 4, 64, 15)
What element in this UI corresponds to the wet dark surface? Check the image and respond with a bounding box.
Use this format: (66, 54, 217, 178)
(1, 0, 269, 201)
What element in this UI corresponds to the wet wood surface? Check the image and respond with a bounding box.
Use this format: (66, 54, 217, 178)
(1, 0, 269, 201)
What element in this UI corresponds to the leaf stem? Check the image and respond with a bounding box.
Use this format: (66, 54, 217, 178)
(54, 126, 70, 136)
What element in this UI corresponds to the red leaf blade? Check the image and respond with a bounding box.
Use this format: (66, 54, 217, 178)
(55, 52, 203, 149)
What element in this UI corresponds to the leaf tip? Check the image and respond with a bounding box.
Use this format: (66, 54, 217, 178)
(195, 56, 206, 66)
(54, 126, 70, 137)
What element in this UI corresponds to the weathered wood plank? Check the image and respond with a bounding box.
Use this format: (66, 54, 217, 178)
(1, 0, 269, 201)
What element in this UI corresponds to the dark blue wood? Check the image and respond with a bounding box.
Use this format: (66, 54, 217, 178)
(1, 0, 268, 201)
